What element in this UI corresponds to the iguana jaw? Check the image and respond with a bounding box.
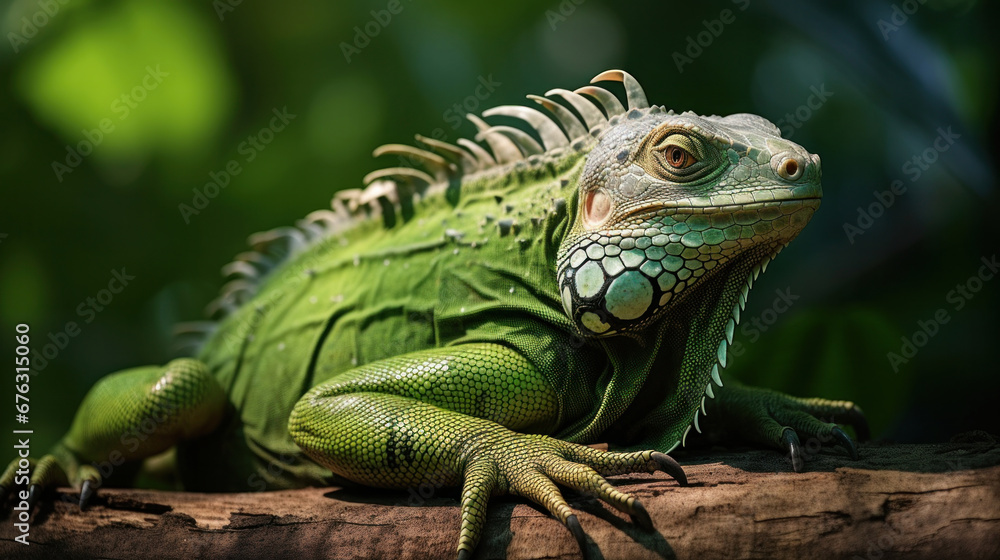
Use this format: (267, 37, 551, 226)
(618, 196, 822, 223)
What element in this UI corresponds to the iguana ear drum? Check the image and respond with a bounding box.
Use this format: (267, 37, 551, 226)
(583, 189, 612, 226)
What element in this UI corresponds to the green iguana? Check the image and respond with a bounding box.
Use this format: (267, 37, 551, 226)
(3, 70, 866, 558)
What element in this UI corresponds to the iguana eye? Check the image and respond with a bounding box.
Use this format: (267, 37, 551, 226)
(664, 145, 696, 169)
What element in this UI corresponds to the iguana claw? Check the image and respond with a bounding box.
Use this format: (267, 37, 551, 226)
(629, 500, 654, 531)
(650, 451, 687, 487)
(783, 428, 804, 473)
(841, 406, 871, 442)
(564, 514, 587, 553)
(27, 484, 40, 512)
(831, 426, 859, 460)
(79, 479, 96, 510)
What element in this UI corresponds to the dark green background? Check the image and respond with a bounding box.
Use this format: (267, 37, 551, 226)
(1, 0, 997, 455)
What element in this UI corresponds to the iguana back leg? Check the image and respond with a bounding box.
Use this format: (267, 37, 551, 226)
(288, 343, 686, 559)
(1, 358, 226, 509)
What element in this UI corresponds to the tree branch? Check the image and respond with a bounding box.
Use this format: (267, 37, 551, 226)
(3, 442, 999, 559)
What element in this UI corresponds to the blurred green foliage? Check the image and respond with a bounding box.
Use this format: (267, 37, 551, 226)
(0, 0, 997, 455)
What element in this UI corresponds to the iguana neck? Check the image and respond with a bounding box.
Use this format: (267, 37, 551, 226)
(558, 244, 778, 450)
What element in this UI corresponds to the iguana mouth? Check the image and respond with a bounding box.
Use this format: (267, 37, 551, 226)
(622, 196, 821, 222)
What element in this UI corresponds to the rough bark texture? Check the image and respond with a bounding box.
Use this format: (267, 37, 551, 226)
(2, 441, 999, 560)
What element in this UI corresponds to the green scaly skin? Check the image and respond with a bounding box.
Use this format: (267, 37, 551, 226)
(2, 70, 866, 558)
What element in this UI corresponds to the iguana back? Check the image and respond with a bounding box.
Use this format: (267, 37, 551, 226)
(185, 147, 592, 489)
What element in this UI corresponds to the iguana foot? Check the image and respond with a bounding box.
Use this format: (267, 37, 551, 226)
(3, 358, 226, 515)
(706, 381, 868, 472)
(1, 444, 101, 514)
(457, 433, 686, 558)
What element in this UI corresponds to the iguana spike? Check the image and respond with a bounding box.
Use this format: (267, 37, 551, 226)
(456, 138, 497, 168)
(204, 297, 239, 319)
(544, 88, 608, 131)
(467, 114, 523, 164)
(482, 106, 569, 151)
(711, 364, 723, 387)
(172, 321, 217, 337)
(359, 179, 400, 203)
(591, 69, 648, 110)
(372, 144, 455, 178)
(302, 209, 343, 230)
(334, 189, 365, 212)
(526, 94, 588, 141)
(362, 167, 436, 187)
(221, 260, 260, 280)
(705, 382, 715, 399)
(361, 179, 405, 225)
(172, 321, 218, 354)
(477, 126, 544, 156)
(693, 410, 702, 433)
(414, 134, 479, 173)
(219, 279, 256, 303)
(681, 424, 693, 447)
(233, 251, 275, 268)
(329, 197, 352, 220)
(573, 86, 626, 117)
(248, 227, 307, 253)
(294, 217, 327, 241)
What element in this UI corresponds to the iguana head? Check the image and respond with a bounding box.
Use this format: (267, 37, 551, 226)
(557, 71, 821, 337)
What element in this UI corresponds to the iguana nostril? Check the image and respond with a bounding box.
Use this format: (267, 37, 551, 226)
(783, 160, 798, 177)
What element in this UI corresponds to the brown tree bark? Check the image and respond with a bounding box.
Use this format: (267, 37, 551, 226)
(2, 442, 999, 559)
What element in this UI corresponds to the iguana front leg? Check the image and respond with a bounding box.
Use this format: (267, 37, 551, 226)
(702, 375, 869, 471)
(1, 358, 226, 509)
(288, 343, 686, 559)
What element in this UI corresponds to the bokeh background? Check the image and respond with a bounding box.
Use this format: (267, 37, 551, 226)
(1, 0, 997, 456)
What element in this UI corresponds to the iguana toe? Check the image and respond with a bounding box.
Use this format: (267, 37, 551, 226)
(2, 448, 100, 514)
(542, 457, 658, 530)
(23, 454, 69, 513)
(452, 433, 686, 557)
